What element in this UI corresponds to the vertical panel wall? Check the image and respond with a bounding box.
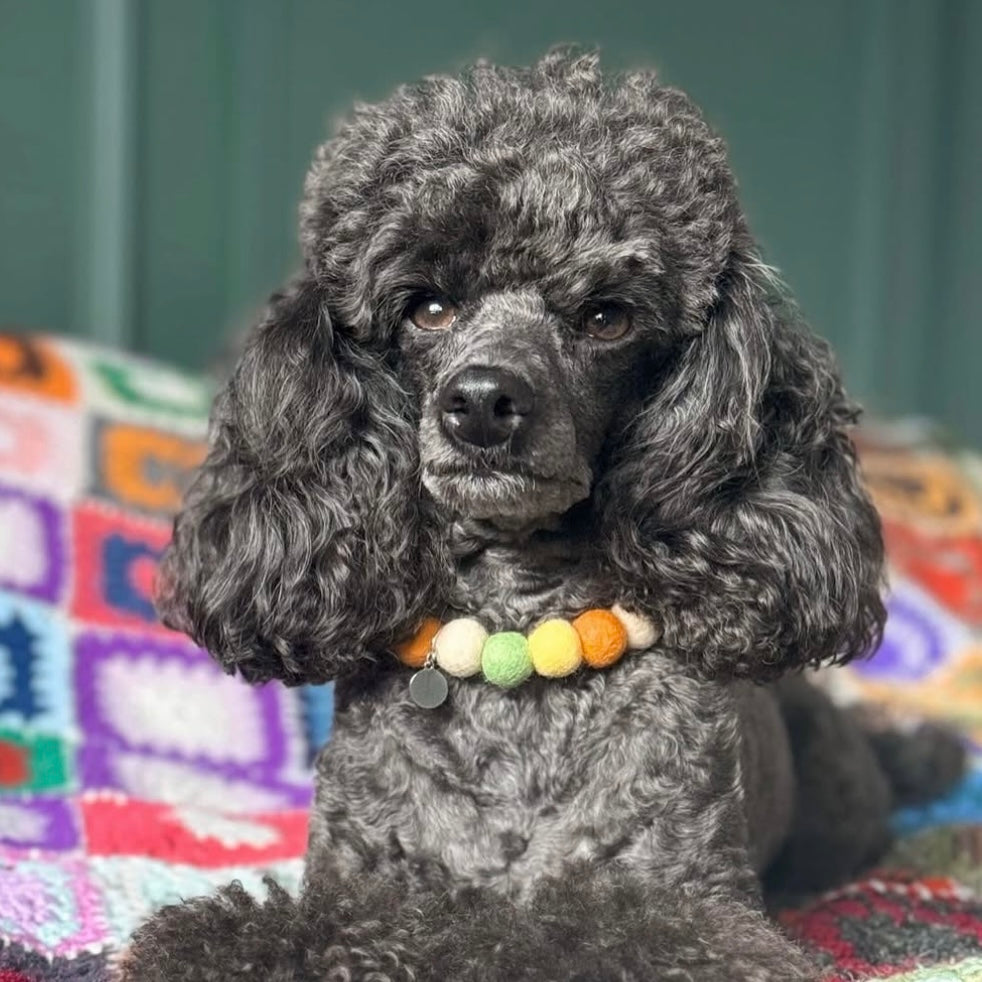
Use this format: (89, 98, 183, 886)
(0, 0, 979, 442)
(1, 1, 90, 333)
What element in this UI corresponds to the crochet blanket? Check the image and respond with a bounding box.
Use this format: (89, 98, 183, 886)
(1, 333, 981, 982)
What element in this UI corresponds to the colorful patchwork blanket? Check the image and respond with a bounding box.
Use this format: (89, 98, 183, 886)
(0, 333, 981, 981)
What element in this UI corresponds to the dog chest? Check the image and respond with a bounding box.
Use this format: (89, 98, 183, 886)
(310, 660, 746, 896)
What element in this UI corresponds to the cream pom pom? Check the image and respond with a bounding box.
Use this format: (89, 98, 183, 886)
(433, 618, 488, 677)
(610, 604, 661, 649)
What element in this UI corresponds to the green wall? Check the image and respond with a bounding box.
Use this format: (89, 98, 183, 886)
(2, 0, 980, 442)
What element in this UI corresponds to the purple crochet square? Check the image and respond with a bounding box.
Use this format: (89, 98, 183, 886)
(0, 484, 64, 603)
(73, 631, 307, 800)
(858, 577, 971, 682)
(77, 742, 312, 809)
(0, 796, 79, 850)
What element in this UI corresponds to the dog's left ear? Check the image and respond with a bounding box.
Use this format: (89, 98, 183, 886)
(598, 247, 886, 680)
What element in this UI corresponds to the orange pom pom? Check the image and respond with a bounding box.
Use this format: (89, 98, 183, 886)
(572, 609, 628, 669)
(395, 617, 442, 668)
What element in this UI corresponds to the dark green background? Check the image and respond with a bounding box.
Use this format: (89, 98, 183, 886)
(2, 0, 980, 441)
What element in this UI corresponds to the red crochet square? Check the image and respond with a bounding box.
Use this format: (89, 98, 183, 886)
(81, 796, 308, 868)
(885, 520, 982, 626)
(70, 501, 174, 634)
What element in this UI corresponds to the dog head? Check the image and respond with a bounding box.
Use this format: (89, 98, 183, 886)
(158, 49, 884, 684)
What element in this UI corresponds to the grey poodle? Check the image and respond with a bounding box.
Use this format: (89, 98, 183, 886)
(122, 49, 964, 981)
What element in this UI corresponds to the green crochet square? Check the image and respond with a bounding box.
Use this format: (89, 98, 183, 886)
(91, 358, 213, 419)
(0, 729, 71, 793)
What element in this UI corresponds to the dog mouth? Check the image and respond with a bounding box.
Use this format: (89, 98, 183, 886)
(421, 463, 591, 521)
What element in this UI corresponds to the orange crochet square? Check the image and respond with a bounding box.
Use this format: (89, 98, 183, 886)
(862, 450, 982, 538)
(94, 419, 205, 515)
(0, 335, 78, 403)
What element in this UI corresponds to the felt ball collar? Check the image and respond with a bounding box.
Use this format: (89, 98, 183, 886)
(394, 604, 660, 709)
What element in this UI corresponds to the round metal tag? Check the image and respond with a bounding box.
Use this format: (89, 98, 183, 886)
(409, 667, 449, 709)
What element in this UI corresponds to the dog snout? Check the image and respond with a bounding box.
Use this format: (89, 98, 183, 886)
(438, 366, 535, 448)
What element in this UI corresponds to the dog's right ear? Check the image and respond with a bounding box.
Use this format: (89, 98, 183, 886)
(157, 276, 445, 685)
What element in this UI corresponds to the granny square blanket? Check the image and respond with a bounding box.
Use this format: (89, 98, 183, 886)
(0, 332, 981, 981)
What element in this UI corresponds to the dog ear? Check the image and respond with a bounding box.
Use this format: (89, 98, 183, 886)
(598, 250, 885, 680)
(156, 276, 446, 685)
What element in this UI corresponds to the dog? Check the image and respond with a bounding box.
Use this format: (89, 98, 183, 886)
(120, 49, 963, 981)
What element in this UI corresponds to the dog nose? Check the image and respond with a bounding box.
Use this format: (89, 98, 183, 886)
(439, 366, 535, 448)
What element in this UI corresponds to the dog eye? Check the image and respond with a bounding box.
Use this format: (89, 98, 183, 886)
(409, 295, 458, 331)
(581, 302, 631, 341)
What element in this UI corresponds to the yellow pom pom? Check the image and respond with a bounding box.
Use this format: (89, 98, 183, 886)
(528, 619, 583, 678)
(611, 604, 661, 650)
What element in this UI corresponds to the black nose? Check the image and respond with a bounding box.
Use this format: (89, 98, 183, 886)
(439, 366, 535, 448)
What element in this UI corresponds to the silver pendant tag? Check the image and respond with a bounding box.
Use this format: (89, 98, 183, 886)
(409, 667, 448, 709)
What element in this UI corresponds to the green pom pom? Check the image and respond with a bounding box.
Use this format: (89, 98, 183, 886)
(481, 632, 533, 688)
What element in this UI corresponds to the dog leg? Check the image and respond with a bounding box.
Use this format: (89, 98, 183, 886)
(116, 863, 817, 982)
(113, 873, 428, 982)
(765, 675, 894, 896)
(458, 865, 819, 982)
(856, 706, 966, 808)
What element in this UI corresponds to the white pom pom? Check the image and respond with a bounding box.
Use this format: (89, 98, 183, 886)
(610, 604, 661, 649)
(433, 618, 488, 677)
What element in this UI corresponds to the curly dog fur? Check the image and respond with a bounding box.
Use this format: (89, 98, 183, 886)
(124, 49, 964, 980)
